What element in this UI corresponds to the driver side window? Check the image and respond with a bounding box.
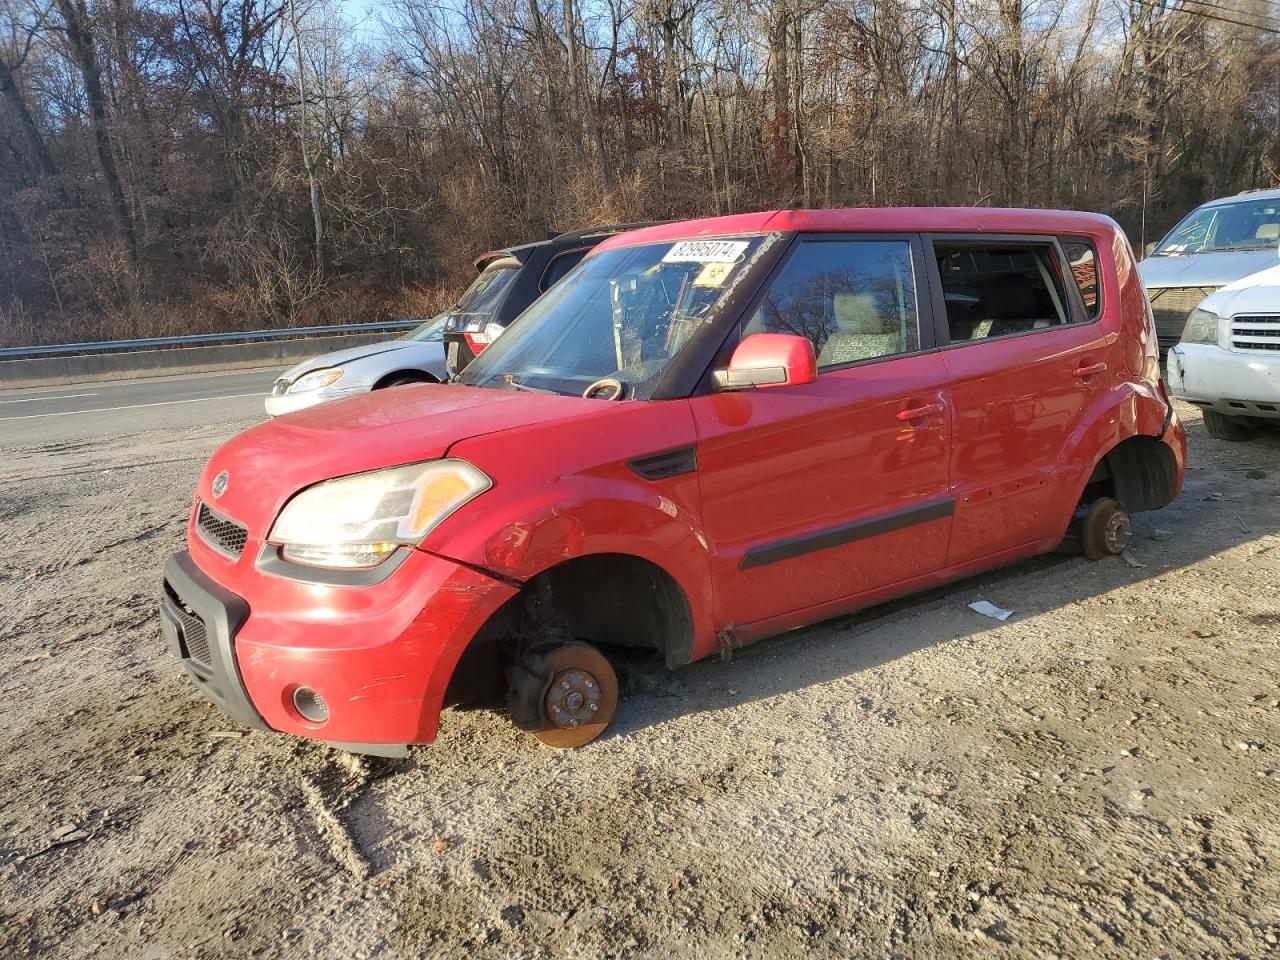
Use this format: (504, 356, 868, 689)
(742, 239, 919, 370)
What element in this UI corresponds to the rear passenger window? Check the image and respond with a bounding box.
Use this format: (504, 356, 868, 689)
(1059, 238, 1101, 320)
(743, 240, 919, 369)
(933, 242, 1073, 343)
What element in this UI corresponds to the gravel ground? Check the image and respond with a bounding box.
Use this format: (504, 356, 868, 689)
(1, 401, 1278, 959)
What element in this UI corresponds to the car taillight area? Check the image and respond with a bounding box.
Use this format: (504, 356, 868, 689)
(462, 321, 506, 354)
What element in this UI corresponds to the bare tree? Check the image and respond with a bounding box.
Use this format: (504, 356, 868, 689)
(54, 0, 137, 264)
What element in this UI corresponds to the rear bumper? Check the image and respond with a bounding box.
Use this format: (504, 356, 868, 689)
(1167, 344, 1280, 419)
(161, 545, 519, 747)
(443, 334, 479, 377)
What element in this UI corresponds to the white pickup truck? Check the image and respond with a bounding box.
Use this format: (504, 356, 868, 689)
(1167, 263, 1280, 440)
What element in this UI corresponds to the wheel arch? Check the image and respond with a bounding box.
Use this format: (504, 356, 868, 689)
(441, 550, 698, 708)
(372, 368, 439, 389)
(1084, 434, 1179, 513)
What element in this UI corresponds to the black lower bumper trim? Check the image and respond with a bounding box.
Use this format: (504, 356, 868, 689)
(160, 551, 267, 731)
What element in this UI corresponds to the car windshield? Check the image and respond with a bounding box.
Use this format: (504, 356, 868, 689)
(402, 314, 447, 342)
(1154, 198, 1280, 255)
(459, 236, 769, 399)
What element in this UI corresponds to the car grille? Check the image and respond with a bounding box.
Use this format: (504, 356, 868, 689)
(164, 581, 211, 667)
(1147, 286, 1217, 341)
(196, 501, 249, 558)
(1230, 314, 1280, 352)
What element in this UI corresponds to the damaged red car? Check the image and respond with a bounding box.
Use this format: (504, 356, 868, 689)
(161, 208, 1186, 756)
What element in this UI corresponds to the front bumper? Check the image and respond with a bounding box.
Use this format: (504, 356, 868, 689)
(1167, 344, 1280, 419)
(161, 542, 519, 746)
(161, 552, 267, 730)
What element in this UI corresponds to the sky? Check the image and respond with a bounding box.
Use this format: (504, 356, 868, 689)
(336, 0, 384, 38)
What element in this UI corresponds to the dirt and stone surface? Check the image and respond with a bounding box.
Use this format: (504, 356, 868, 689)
(1, 400, 1278, 958)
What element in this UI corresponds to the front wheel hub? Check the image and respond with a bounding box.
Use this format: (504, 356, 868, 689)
(531, 644, 618, 749)
(544, 670, 600, 728)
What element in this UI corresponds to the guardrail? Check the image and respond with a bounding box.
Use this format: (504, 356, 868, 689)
(0, 320, 421, 361)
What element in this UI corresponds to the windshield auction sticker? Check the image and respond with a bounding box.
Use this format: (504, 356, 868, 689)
(662, 240, 750, 263)
(693, 262, 735, 287)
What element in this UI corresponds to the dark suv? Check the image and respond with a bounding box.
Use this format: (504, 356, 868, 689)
(443, 223, 661, 376)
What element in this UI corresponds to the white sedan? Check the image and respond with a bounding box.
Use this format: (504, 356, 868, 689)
(265, 316, 448, 416)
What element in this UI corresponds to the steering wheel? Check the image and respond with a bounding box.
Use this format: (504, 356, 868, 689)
(582, 378, 625, 401)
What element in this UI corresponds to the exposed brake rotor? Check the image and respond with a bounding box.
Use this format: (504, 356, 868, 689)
(532, 644, 619, 748)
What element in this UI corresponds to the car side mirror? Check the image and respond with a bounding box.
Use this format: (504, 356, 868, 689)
(1144, 242, 1156, 257)
(713, 333, 817, 391)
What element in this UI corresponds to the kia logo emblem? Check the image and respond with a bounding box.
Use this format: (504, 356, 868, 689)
(212, 471, 230, 498)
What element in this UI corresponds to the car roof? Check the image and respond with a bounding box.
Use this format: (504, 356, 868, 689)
(592, 207, 1120, 254)
(474, 222, 667, 271)
(1198, 187, 1280, 208)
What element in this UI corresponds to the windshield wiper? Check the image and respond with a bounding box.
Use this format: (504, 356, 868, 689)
(500, 375, 560, 395)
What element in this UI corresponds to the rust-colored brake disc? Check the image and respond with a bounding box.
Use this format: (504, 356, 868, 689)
(532, 644, 619, 749)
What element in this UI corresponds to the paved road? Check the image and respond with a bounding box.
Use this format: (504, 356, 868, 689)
(0, 368, 277, 445)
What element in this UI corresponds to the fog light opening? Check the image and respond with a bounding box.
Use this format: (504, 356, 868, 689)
(293, 686, 330, 724)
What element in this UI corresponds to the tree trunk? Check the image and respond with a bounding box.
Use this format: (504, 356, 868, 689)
(662, 0, 681, 143)
(767, 0, 797, 196)
(0, 57, 57, 180)
(56, 0, 137, 265)
(562, 0, 586, 157)
(289, 0, 324, 275)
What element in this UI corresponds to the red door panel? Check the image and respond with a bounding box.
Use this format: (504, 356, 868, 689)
(690, 352, 953, 629)
(941, 325, 1112, 563)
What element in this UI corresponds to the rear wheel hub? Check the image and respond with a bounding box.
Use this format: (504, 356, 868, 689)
(1104, 511, 1131, 553)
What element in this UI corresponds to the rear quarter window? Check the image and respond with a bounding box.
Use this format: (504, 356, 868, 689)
(1059, 237, 1102, 321)
(540, 250, 588, 291)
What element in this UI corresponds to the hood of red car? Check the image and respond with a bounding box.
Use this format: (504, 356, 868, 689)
(197, 384, 597, 537)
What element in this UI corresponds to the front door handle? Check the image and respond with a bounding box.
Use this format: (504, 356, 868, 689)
(1073, 361, 1108, 378)
(897, 402, 946, 421)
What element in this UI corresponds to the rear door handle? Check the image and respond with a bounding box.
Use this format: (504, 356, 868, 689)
(897, 402, 946, 421)
(1073, 361, 1108, 378)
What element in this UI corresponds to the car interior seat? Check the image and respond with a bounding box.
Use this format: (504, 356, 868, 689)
(979, 272, 1044, 337)
(1255, 222, 1280, 242)
(816, 291, 901, 366)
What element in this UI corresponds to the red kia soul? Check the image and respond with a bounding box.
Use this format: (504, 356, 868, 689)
(161, 209, 1186, 755)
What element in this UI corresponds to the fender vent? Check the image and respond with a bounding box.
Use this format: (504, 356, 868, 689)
(627, 445, 698, 480)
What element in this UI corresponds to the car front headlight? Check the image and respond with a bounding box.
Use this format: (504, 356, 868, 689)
(288, 368, 344, 394)
(269, 459, 491, 569)
(1181, 308, 1220, 345)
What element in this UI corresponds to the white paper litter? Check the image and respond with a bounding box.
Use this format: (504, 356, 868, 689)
(968, 600, 1014, 621)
